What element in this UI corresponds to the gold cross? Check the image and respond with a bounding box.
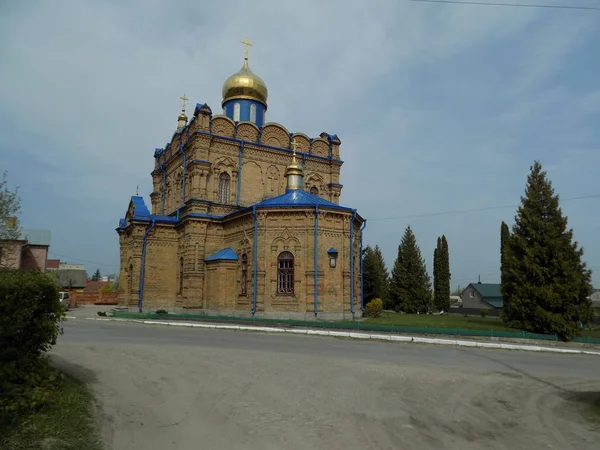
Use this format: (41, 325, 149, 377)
(241, 37, 252, 59)
(136, 185, 139, 196)
(180, 94, 189, 112)
(291, 139, 301, 155)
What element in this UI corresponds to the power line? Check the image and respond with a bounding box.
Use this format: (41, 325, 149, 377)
(369, 193, 600, 221)
(409, 0, 600, 10)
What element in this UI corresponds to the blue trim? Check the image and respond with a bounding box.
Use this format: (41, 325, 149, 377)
(360, 220, 367, 311)
(252, 205, 258, 315)
(314, 205, 319, 316)
(237, 142, 244, 206)
(327, 247, 338, 254)
(350, 209, 357, 316)
(190, 159, 211, 165)
(138, 219, 156, 312)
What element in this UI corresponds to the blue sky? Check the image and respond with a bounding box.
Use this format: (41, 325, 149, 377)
(1, 0, 599, 288)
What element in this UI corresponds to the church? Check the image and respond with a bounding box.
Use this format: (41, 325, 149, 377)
(116, 40, 366, 319)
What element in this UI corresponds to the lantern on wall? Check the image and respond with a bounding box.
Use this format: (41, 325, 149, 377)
(327, 248, 338, 268)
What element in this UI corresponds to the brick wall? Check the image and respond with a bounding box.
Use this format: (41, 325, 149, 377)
(70, 291, 119, 306)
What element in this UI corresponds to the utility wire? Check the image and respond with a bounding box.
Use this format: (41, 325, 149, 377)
(409, 0, 600, 11)
(369, 193, 600, 221)
(48, 251, 118, 268)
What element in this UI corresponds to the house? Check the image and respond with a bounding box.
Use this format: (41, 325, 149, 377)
(57, 269, 87, 293)
(0, 229, 51, 271)
(589, 290, 600, 319)
(449, 295, 462, 308)
(460, 282, 503, 310)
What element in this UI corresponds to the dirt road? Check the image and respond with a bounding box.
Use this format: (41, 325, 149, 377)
(52, 318, 600, 450)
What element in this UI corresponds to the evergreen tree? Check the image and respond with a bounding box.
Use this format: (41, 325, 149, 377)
(440, 235, 451, 311)
(362, 245, 389, 306)
(433, 237, 442, 310)
(502, 161, 594, 340)
(91, 269, 101, 281)
(390, 226, 432, 313)
(500, 221, 511, 315)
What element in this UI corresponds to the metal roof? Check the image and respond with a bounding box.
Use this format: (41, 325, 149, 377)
(20, 229, 51, 246)
(254, 189, 354, 211)
(205, 247, 238, 262)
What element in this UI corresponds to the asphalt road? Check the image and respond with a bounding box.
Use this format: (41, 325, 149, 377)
(51, 317, 600, 450)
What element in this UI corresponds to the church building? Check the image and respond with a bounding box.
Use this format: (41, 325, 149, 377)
(116, 40, 366, 319)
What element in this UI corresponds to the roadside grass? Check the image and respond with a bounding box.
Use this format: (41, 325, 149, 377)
(363, 312, 600, 339)
(0, 374, 102, 450)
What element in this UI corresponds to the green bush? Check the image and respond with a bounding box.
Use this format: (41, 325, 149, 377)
(364, 298, 384, 318)
(480, 309, 489, 318)
(156, 309, 168, 315)
(0, 269, 65, 422)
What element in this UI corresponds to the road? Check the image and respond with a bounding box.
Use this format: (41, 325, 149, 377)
(51, 315, 600, 450)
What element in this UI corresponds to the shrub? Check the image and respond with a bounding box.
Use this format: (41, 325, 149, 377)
(480, 309, 489, 318)
(364, 298, 383, 318)
(0, 269, 64, 422)
(98, 283, 115, 293)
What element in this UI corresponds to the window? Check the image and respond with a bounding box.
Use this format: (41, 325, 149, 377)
(250, 104, 256, 123)
(310, 186, 319, 196)
(178, 257, 184, 294)
(469, 291, 474, 298)
(223, 105, 227, 115)
(233, 102, 240, 122)
(218, 172, 231, 203)
(240, 253, 248, 296)
(277, 251, 294, 294)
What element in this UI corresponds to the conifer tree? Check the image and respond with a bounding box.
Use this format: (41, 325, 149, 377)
(502, 161, 594, 340)
(390, 226, 432, 313)
(500, 221, 511, 315)
(440, 235, 451, 311)
(362, 245, 389, 306)
(91, 269, 101, 282)
(433, 237, 442, 310)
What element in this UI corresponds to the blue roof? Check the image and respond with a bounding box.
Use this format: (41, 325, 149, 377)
(205, 247, 238, 262)
(327, 247, 338, 254)
(131, 196, 150, 217)
(254, 189, 354, 211)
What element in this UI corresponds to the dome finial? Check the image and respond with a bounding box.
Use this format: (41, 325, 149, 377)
(177, 94, 189, 130)
(241, 37, 252, 69)
(285, 139, 304, 191)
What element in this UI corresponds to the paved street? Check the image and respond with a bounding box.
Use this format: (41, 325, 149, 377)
(52, 314, 600, 450)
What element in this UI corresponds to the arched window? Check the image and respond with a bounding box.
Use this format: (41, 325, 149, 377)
(310, 186, 319, 196)
(240, 253, 248, 296)
(178, 257, 184, 294)
(277, 251, 294, 294)
(218, 172, 231, 203)
(250, 104, 257, 123)
(233, 102, 240, 122)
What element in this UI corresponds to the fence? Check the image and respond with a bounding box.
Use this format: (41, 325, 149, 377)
(110, 310, 600, 344)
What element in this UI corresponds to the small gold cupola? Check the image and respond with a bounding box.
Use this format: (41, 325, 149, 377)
(285, 139, 304, 191)
(177, 94, 189, 130)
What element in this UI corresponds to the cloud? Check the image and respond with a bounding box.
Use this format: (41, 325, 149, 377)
(1, 0, 599, 286)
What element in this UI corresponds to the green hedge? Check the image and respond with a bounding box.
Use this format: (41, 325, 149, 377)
(0, 269, 65, 424)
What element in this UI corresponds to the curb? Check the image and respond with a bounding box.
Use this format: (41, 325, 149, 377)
(85, 318, 600, 356)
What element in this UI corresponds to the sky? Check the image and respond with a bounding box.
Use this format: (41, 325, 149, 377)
(1, 0, 599, 289)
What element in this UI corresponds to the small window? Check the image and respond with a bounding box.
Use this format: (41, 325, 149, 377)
(218, 172, 231, 203)
(469, 291, 474, 298)
(241, 253, 248, 296)
(310, 186, 319, 196)
(233, 103, 240, 122)
(277, 251, 294, 294)
(250, 104, 256, 123)
(223, 106, 227, 115)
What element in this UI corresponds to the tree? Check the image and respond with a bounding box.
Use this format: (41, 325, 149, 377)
(501, 161, 594, 340)
(440, 235, 451, 311)
(433, 236, 451, 311)
(91, 269, 101, 281)
(0, 171, 21, 240)
(389, 226, 432, 313)
(500, 221, 511, 315)
(362, 245, 389, 307)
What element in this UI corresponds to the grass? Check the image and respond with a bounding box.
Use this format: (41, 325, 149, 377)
(363, 312, 600, 339)
(0, 374, 102, 450)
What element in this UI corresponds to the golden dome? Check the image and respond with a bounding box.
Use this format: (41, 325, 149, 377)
(222, 59, 268, 106)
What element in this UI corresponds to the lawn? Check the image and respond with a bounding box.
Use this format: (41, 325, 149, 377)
(362, 312, 600, 339)
(0, 374, 102, 450)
